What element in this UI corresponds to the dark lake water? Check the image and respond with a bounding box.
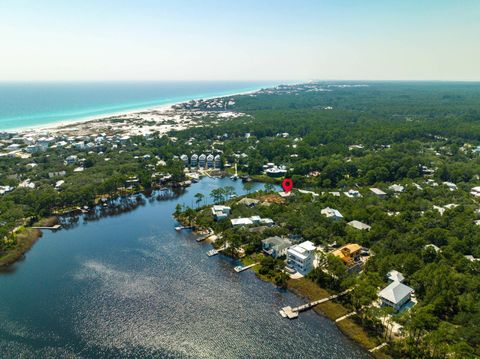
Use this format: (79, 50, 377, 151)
(0, 178, 370, 358)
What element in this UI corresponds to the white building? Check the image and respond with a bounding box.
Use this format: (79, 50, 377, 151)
(211, 205, 231, 220)
(206, 154, 214, 168)
(347, 220, 371, 231)
(262, 236, 292, 258)
(379, 281, 414, 311)
(214, 154, 221, 168)
(389, 184, 405, 193)
(190, 154, 198, 167)
(370, 188, 386, 198)
(344, 189, 362, 198)
(180, 154, 189, 166)
(286, 241, 316, 275)
(387, 270, 405, 283)
(198, 154, 206, 168)
(443, 181, 458, 191)
(321, 207, 344, 221)
(471, 186, 480, 197)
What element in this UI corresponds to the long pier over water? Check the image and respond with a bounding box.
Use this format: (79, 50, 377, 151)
(280, 289, 352, 319)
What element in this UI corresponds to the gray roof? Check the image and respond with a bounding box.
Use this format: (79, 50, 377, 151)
(262, 236, 292, 250)
(387, 270, 405, 283)
(379, 281, 413, 304)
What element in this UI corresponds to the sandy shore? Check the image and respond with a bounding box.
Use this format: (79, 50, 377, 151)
(9, 88, 262, 137)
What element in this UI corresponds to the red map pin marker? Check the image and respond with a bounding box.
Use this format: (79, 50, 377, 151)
(281, 178, 293, 193)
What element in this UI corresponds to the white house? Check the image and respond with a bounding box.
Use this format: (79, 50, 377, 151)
(387, 270, 405, 283)
(321, 207, 343, 221)
(214, 154, 221, 168)
(370, 188, 386, 198)
(379, 281, 414, 311)
(231, 217, 253, 227)
(190, 154, 198, 167)
(389, 184, 405, 193)
(443, 181, 458, 191)
(470, 186, 480, 197)
(180, 154, 189, 166)
(206, 154, 214, 168)
(347, 220, 371, 231)
(211, 205, 231, 220)
(286, 241, 316, 275)
(262, 236, 292, 258)
(344, 189, 362, 198)
(198, 154, 207, 168)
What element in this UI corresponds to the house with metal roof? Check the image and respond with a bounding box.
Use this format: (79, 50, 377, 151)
(379, 281, 414, 311)
(347, 220, 371, 231)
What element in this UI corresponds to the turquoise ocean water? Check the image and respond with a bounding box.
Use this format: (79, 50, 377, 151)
(0, 81, 276, 131)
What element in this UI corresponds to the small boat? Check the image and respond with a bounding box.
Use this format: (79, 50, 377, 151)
(230, 174, 239, 181)
(175, 226, 183, 231)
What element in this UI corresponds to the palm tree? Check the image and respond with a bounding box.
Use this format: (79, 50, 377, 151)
(194, 192, 204, 208)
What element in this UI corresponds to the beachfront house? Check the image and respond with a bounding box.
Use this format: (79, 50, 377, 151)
(347, 220, 371, 231)
(262, 236, 292, 258)
(321, 207, 343, 221)
(211, 205, 231, 220)
(286, 240, 316, 275)
(379, 281, 414, 311)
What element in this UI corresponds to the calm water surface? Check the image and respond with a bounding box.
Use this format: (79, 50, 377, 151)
(0, 178, 370, 358)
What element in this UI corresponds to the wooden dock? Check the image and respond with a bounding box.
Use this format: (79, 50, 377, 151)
(280, 289, 352, 319)
(234, 262, 259, 273)
(31, 224, 61, 230)
(206, 244, 227, 257)
(369, 343, 387, 352)
(196, 231, 214, 242)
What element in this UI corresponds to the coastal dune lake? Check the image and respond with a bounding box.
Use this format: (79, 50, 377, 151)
(0, 178, 370, 358)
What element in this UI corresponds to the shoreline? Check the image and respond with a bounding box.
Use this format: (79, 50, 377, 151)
(2, 86, 269, 134)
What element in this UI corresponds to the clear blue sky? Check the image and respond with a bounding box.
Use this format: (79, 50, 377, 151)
(1, 0, 479, 81)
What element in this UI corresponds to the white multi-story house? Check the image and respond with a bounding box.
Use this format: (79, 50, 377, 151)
(180, 154, 189, 166)
(190, 154, 198, 167)
(286, 241, 316, 275)
(211, 205, 231, 220)
(214, 154, 221, 168)
(198, 154, 206, 168)
(206, 154, 214, 168)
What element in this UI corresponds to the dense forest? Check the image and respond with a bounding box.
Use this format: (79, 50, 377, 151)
(174, 82, 480, 358)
